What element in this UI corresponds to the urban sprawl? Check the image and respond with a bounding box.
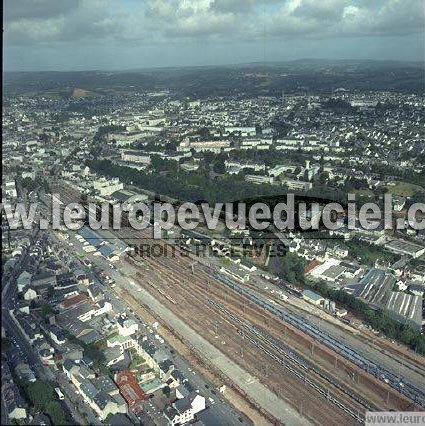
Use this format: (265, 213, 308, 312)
(2, 69, 425, 425)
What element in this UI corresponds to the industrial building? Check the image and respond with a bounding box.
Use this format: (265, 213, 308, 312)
(78, 227, 122, 262)
(385, 239, 425, 258)
(386, 292, 423, 331)
(301, 289, 324, 306)
(244, 174, 274, 185)
(354, 268, 395, 308)
(306, 258, 363, 287)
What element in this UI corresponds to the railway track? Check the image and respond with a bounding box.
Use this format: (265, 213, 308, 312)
(115, 228, 377, 422)
(213, 273, 425, 409)
(209, 300, 374, 420)
(54, 184, 425, 413)
(115, 227, 425, 411)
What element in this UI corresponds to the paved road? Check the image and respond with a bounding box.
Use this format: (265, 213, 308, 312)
(1, 392, 10, 425)
(2, 231, 93, 424)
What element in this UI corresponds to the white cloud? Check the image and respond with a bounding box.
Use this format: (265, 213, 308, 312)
(4, 0, 424, 46)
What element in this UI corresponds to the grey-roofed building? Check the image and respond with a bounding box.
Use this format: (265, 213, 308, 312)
(385, 239, 425, 258)
(92, 390, 126, 419)
(31, 272, 57, 290)
(174, 397, 193, 413)
(92, 375, 119, 396)
(73, 269, 89, 285)
(99, 244, 121, 261)
(14, 362, 36, 383)
(29, 413, 51, 425)
(164, 405, 180, 425)
(59, 315, 97, 341)
(321, 264, 347, 282)
(50, 325, 66, 344)
(63, 359, 78, 378)
(408, 283, 425, 296)
(354, 268, 395, 308)
(15, 300, 31, 315)
(78, 227, 103, 247)
(386, 292, 423, 331)
(103, 346, 125, 367)
(80, 378, 98, 401)
(175, 384, 190, 400)
(17, 270, 31, 293)
(93, 391, 111, 410)
(196, 408, 229, 426)
(54, 285, 79, 300)
(109, 413, 133, 426)
(158, 359, 175, 380)
(88, 283, 104, 302)
(78, 329, 102, 345)
(110, 189, 148, 203)
(153, 348, 169, 364)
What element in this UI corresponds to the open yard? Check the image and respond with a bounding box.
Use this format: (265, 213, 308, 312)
(385, 181, 424, 197)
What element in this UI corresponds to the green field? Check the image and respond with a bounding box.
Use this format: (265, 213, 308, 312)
(385, 181, 423, 197)
(353, 188, 374, 198)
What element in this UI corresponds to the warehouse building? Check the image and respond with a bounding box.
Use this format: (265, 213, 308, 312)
(386, 291, 423, 331)
(301, 289, 324, 306)
(354, 268, 395, 308)
(385, 239, 425, 258)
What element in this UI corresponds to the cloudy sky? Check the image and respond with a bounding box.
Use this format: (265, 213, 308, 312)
(4, 0, 425, 71)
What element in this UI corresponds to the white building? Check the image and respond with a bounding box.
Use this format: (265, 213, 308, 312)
(245, 174, 274, 185)
(23, 288, 37, 301)
(120, 150, 151, 164)
(17, 271, 32, 293)
(93, 178, 124, 197)
(4, 181, 17, 198)
(281, 178, 313, 191)
(166, 394, 206, 425)
(117, 316, 139, 336)
(225, 126, 256, 136)
(178, 140, 231, 153)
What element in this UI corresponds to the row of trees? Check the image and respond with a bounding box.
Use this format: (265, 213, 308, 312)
(88, 159, 284, 203)
(274, 253, 306, 284)
(89, 156, 350, 206)
(345, 239, 398, 266)
(306, 279, 425, 354)
(63, 330, 114, 379)
(21, 380, 69, 425)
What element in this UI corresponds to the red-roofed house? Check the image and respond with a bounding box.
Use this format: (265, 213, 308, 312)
(305, 259, 322, 275)
(59, 294, 91, 310)
(115, 371, 147, 411)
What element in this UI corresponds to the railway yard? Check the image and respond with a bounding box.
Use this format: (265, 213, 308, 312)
(56, 183, 425, 425)
(111, 226, 425, 425)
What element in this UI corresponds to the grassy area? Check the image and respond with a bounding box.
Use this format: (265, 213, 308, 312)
(353, 188, 374, 197)
(129, 354, 145, 370)
(219, 257, 233, 266)
(345, 239, 398, 266)
(385, 181, 423, 197)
